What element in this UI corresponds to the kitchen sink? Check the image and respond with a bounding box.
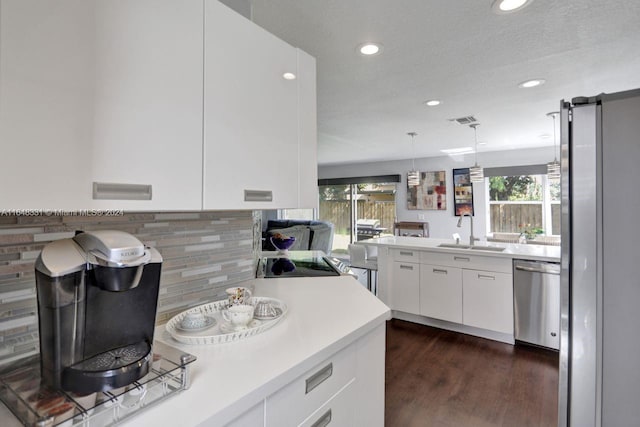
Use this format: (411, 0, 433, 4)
(470, 246, 506, 252)
(437, 243, 472, 249)
(437, 243, 506, 252)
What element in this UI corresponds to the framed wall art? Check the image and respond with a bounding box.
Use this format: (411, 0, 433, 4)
(453, 168, 474, 216)
(407, 171, 446, 210)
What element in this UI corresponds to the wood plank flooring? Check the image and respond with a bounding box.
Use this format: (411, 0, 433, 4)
(385, 320, 559, 427)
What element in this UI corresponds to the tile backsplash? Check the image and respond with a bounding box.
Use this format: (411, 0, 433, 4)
(0, 211, 260, 365)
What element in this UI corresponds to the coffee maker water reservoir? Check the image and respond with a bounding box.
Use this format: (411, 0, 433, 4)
(35, 230, 162, 395)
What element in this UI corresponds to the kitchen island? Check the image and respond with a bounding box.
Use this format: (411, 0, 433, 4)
(356, 236, 560, 344)
(0, 275, 390, 426)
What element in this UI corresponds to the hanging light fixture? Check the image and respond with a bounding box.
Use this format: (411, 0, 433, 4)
(546, 111, 560, 178)
(469, 124, 484, 182)
(407, 132, 420, 187)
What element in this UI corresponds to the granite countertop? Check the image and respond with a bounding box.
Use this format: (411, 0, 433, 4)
(357, 236, 560, 262)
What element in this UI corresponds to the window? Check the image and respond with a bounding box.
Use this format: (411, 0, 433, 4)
(318, 175, 400, 256)
(486, 171, 560, 237)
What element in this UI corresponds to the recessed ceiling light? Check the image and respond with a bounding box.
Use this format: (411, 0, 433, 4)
(540, 133, 551, 139)
(441, 147, 474, 155)
(491, 0, 534, 14)
(424, 100, 441, 107)
(358, 42, 383, 56)
(518, 78, 546, 88)
(282, 72, 296, 80)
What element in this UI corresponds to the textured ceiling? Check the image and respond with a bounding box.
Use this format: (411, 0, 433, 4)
(249, 0, 640, 165)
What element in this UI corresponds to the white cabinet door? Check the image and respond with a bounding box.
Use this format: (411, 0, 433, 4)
(203, 0, 299, 210)
(91, 0, 203, 211)
(0, 0, 94, 210)
(420, 264, 463, 323)
(297, 49, 319, 209)
(462, 270, 514, 334)
(391, 262, 420, 315)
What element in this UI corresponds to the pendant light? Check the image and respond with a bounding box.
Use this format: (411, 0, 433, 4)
(469, 124, 484, 182)
(407, 132, 420, 187)
(546, 111, 560, 178)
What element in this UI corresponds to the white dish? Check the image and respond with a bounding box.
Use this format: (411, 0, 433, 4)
(166, 297, 288, 345)
(219, 319, 261, 334)
(176, 315, 216, 332)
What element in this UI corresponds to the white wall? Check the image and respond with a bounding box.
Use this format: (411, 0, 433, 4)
(318, 147, 554, 241)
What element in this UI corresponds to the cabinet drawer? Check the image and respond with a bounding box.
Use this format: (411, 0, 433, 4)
(299, 379, 355, 427)
(392, 248, 420, 263)
(420, 251, 511, 273)
(266, 344, 356, 426)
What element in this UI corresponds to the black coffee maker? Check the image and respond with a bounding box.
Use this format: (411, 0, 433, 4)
(35, 230, 162, 395)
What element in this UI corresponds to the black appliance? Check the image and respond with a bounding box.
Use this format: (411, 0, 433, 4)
(35, 230, 162, 395)
(259, 252, 352, 278)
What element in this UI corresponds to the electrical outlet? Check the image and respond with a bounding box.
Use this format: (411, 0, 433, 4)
(418, 214, 425, 220)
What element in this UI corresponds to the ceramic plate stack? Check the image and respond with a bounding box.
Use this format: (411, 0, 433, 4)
(165, 297, 288, 345)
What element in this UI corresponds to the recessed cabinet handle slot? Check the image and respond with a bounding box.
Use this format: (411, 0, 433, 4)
(311, 409, 332, 427)
(433, 269, 448, 274)
(305, 363, 333, 395)
(399, 265, 414, 270)
(478, 274, 495, 280)
(454, 256, 470, 262)
(399, 251, 413, 256)
(244, 189, 273, 202)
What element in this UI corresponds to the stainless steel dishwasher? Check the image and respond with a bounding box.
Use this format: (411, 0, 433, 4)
(513, 259, 561, 350)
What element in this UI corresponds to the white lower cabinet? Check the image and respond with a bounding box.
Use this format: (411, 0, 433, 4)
(266, 344, 356, 426)
(391, 261, 420, 315)
(386, 249, 515, 340)
(462, 269, 514, 334)
(225, 323, 385, 427)
(299, 380, 355, 427)
(419, 264, 462, 323)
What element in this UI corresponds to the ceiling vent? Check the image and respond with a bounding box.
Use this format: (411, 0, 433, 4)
(448, 116, 478, 125)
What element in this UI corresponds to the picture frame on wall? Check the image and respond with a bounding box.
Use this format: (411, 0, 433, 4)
(453, 168, 474, 216)
(407, 171, 447, 210)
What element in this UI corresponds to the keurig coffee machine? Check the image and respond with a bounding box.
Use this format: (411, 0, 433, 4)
(35, 230, 162, 395)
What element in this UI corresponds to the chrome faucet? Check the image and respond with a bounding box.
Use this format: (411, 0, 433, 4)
(457, 213, 479, 246)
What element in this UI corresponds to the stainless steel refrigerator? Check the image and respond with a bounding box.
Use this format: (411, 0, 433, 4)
(559, 88, 640, 426)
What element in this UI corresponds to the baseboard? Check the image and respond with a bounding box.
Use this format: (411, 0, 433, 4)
(391, 310, 515, 345)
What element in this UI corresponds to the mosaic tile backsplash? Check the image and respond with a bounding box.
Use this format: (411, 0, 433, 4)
(0, 211, 260, 365)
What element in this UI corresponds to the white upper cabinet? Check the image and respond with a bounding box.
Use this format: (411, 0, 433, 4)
(90, 0, 203, 211)
(1, 0, 316, 211)
(297, 49, 319, 209)
(0, 0, 94, 210)
(203, 0, 316, 210)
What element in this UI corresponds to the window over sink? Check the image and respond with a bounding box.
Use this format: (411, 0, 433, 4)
(483, 165, 560, 242)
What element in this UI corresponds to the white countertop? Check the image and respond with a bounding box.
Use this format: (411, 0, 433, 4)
(139, 276, 390, 426)
(0, 276, 390, 427)
(357, 236, 560, 262)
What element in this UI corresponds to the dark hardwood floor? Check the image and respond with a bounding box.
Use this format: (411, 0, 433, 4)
(385, 320, 559, 427)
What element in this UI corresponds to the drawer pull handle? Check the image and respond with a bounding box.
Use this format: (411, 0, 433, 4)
(454, 256, 470, 262)
(433, 269, 448, 274)
(478, 274, 495, 280)
(311, 409, 332, 427)
(305, 363, 333, 395)
(399, 265, 414, 270)
(399, 251, 413, 256)
(244, 189, 273, 202)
